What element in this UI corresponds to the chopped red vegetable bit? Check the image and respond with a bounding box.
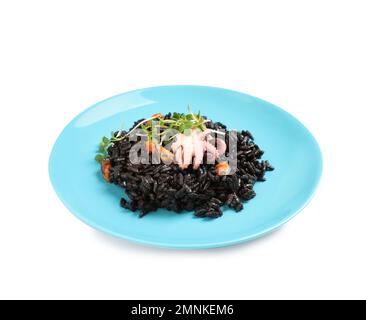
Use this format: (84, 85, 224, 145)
(101, 159, 111, 182)
(215, 161, 230, 175)
(151, 113, 163, 119)
(146, 140, 156, 153)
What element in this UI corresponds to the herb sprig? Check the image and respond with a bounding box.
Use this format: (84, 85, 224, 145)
(170, 109, 206, 132)
(95, 107, 206, 163)
(95, 136, 112, 164)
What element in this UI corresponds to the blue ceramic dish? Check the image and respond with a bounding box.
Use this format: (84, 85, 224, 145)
(49, 85, 322, 249)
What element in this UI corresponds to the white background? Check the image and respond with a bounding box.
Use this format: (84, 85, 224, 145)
(0, 0, 365, 300)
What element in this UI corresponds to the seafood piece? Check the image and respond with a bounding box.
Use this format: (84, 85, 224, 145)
(171, 129, 227, 169)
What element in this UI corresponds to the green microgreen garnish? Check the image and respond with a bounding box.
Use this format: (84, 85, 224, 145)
(169, 107, 206, 133)
(95, 106, 206, 163)
(95, 136, 112, 164)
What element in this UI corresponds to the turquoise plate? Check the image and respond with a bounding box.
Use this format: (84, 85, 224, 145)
(49, 85, 322, 249)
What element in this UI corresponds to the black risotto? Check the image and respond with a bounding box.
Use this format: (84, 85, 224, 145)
(99, 113, 274, 218)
